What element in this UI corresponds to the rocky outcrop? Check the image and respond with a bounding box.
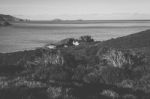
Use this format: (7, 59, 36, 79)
(97, 48, 146, 68)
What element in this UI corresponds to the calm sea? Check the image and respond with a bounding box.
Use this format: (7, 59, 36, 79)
(0, 21, 150, 53)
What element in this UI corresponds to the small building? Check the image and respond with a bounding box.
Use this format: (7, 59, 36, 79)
(46, 44, 56, 49)
(73, 41, 80, 46)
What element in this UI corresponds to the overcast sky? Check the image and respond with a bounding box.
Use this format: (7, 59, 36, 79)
(0, 0, 150, 20)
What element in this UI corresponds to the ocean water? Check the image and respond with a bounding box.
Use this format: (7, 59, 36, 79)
(0, 21, 150, 53)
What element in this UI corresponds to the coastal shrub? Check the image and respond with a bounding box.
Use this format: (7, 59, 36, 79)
(100, 67, 128, 84)
(32, 65, 71, 81)
(0, 87, 49, 99)
(135, 74, 150, 92)
(82, 65, 106, 83)
(122, 94, 137, 99)
(0, 64, 24, 76)
(79, 35, 94, 42)
(47, 86, 62, 98)
(101, 89, 119, 98)
(72, 65, 89, 81)
(118, 79, 135, 88)
(97, 47, 146, 70)
(47, 86, 72, 99)
(34, 50, 65, 66)
(57, 38, 75, 47)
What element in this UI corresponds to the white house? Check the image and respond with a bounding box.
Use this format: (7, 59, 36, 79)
(73, 41, 80, 46)
(47, 44, 56, 49)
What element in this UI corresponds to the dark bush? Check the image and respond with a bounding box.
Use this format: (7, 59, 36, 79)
(79, 35, 94, 42)
(100, 67, 128, 84)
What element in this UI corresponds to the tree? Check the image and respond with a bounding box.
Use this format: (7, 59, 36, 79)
(79, 35, 94, 42)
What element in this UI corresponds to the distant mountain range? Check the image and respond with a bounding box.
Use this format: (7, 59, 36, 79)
(1, 14, 150, 25)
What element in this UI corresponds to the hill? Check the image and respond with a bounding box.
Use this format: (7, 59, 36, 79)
(0, 30, 150, 99)
(0, 16, 11, 26)
(0, 14, 23, 22)
(0, 14, 25, 26)
(101, 29, 150, 49)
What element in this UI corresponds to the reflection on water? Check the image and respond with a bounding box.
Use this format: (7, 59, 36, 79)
(0, 21, 150, 53)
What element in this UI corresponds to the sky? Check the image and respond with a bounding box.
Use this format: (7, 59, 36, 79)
(0, 0, 150, 20)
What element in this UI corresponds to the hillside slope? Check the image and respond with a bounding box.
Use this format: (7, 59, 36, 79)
(101, 29, 150, 48)
(0, 14, 23, 22)
(0, 30, 150, 99)
(0, 14, 24, 26)
(0, 16, 11, 26)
